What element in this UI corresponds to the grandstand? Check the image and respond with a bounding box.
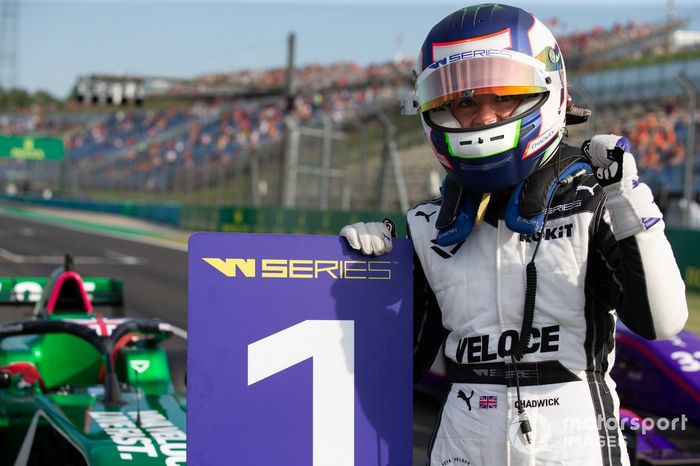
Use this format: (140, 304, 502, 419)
(0, 18, 699, 223)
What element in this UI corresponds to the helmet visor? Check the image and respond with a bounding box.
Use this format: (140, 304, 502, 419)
(416, 56, 549, 113)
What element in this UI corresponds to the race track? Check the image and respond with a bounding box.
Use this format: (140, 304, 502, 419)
(0, 212, 187, 323)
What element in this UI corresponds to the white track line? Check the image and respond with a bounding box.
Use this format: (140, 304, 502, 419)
(0, 248, 147, 265)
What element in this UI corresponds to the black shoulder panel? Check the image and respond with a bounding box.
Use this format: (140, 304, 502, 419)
(520, 144, 589, 217)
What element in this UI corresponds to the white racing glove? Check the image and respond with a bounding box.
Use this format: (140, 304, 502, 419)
(339, 218, 395, 256)
(583, 134, 663, 240)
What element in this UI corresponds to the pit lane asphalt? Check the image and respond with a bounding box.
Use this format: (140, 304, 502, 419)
(0, 203, 440, 464)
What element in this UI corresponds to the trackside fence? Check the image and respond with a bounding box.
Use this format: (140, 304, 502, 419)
(4, 196, 700, 292)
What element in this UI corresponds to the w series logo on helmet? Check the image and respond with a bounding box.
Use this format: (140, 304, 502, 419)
(428, 49, 512, 69)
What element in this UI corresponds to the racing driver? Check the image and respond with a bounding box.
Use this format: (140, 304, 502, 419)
(341, 4, 688, 465)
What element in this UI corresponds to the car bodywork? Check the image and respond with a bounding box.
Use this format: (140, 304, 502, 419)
(613, 324, 700, 465)
(0, 257, 187, 466)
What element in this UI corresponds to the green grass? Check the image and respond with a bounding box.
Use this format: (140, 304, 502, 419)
(685, 290, 700, 334)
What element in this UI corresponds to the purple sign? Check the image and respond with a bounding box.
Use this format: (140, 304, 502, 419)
(188, 233, 413, 466)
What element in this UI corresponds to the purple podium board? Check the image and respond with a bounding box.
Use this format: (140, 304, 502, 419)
(188, 233, 413, 466)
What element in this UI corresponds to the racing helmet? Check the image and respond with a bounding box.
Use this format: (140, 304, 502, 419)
(413, 3, 567, 193)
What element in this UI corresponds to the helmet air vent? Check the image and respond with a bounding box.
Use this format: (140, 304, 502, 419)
(520, 123, 536, 136)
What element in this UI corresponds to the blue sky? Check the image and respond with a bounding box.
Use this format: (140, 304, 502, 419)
(10, 0, 700, 98)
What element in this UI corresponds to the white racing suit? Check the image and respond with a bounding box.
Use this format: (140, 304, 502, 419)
(410, 153, 688, 466)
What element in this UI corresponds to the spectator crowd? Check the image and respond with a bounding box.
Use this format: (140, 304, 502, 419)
(0, 18, 695, 195)
(615, 98, 698, 194)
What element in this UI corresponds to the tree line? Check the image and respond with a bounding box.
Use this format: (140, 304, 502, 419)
(0, 87, 61, 110)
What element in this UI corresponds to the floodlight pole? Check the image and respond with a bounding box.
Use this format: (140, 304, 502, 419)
(677, 72, 697, 229)
(285, 33, 296, 113)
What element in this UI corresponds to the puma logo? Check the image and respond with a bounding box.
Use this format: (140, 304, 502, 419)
(415, 211, 436, 222)
(457, 389, 475, 411)
(576, 185, 596, 197)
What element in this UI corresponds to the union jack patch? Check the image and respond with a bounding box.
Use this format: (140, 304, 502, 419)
(479, 395, 497, 409)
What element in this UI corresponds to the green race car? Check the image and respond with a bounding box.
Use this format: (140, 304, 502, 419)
(0, 256, 187, 466)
